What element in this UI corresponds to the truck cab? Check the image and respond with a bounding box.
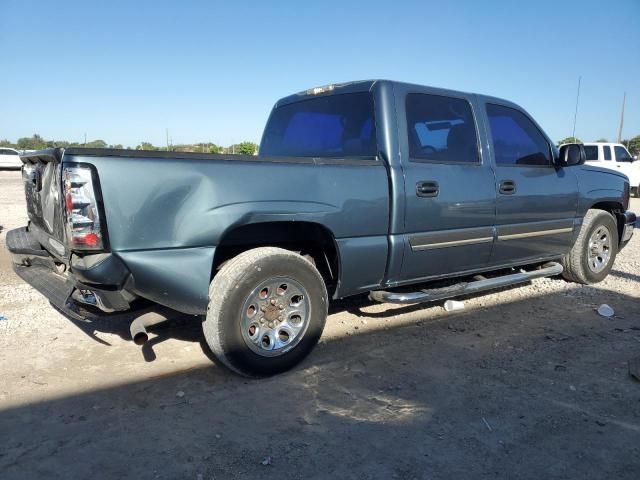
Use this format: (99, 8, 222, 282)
(582, 142, 640, 196)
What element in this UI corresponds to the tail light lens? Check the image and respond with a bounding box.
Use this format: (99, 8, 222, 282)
(623, 181, 630, 210)
(63, 165, 104, 250)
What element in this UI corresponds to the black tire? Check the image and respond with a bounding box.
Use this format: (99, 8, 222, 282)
(203, 247, 328, 377)
(561, 209, 618, 284)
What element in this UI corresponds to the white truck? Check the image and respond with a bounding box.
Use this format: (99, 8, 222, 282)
(582, 142, 640, 196)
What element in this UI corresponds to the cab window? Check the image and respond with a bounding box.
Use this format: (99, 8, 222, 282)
(583, 146, 598, 161)
(406, 93, 479, 163)
(486, 104, 551, 166)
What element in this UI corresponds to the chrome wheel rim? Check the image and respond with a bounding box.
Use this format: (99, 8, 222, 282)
(240, 276, 311, 357)
(587, 225, 612, 273)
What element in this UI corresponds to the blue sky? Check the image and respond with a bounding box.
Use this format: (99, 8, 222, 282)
(0, 0, 638, 147)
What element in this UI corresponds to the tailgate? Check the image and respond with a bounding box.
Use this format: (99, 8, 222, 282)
(20, 149, 68, 260)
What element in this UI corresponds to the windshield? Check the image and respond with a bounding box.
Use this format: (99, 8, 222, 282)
(615, 146, 634, 162)
(260, 92, 377, 158)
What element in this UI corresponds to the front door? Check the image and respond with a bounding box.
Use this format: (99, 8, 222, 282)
(482, 102, 578, 265)
(396, 89, 496, 282)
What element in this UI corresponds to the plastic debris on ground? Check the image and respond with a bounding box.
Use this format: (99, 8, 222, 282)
(596, 304, 614, 317)
(444, 300, 465, 312)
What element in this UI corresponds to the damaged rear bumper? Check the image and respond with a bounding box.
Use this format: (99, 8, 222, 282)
(6, 226, 136, 313)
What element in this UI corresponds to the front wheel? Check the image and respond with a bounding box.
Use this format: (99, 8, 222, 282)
(561, 209, 618, 284)
(203, 247, 328, 377)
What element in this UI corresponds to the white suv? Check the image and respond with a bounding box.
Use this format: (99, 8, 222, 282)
(582, 142, 640, 196)
(0, 148, 22, 169)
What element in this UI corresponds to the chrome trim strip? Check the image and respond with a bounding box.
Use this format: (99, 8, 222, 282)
(498, 227, 573, 241)
(411, 236, 493, 251)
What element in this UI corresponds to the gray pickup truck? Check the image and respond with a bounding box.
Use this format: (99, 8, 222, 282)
(7, 80, 636, 376)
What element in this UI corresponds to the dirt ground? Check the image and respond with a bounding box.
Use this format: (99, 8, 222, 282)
(0, 169, 639, 480)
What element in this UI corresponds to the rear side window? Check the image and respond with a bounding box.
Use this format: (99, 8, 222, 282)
(603, 146, 612, 160)
(614, 146, 633, 162)
(486, 104, 551, 166)
(0, 149, 18, 155)
(260, 92, 376, 158)
(584, 146, 599, 161)
(406, 93, 478, 163)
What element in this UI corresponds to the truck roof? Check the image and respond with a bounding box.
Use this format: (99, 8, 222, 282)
(276, 79, 513, 108)
(583, 142, 627, 147)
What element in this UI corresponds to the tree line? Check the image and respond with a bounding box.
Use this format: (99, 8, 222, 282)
(558, 135, 640, 155)
(0, 134, 259, 155)
(2, 133, 639, 157)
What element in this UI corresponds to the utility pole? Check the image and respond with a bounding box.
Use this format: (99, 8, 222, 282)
(166, 128, 170, 151)
(83, 133, 87, 147)
(571, 76, 581, 140)
(617, 92, 626, 143)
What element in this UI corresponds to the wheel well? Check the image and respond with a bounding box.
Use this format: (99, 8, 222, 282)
(212, 222, 340, 296)
(590, 201, 625, 242)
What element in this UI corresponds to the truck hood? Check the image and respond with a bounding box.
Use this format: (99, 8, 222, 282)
(579, 164, 629, 182)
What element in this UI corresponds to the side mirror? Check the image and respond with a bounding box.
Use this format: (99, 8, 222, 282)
(556, 143, 585, 167)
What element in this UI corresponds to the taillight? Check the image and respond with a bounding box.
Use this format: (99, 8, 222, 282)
(63, 165, 105, 250)
(623, 181, 630, 210)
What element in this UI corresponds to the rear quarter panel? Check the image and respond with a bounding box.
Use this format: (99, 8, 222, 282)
(65, 154, 390, 309)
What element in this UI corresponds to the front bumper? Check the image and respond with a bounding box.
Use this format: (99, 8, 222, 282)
(6, 226, 136, 314)
(620, 210, 636, 249)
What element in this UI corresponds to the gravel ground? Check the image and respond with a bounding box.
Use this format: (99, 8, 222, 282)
(0, 169, 639, 479)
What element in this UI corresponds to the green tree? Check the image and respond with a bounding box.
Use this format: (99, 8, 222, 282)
(0, 139, 16, 148)
(110, 144, 124, 149)
(208, 144, 222, 154)
(17, 134, 46, 150)
(557, 136, 582, 146)
(595, 138, 608, 143)
(136, 142, 159, 151)
(235, 141, 258, 155)
(85, 139, 108, 148)
(627, 135, 640, 156)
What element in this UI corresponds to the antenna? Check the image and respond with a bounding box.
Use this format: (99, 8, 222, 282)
(571, 76, 581, 140)
(617, 92, 626, 143)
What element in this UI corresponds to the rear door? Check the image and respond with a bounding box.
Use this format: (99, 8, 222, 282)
(482, 101, 578, 265)
(395, 87, 496, 282)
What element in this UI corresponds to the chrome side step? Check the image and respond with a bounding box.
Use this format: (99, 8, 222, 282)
(369, 262, 563, 305)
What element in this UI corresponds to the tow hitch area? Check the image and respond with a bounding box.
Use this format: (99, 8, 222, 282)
(369, 262, 564, 305)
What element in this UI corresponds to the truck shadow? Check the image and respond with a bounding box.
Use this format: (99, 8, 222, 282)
(2, 287, 640, 479)
(50, 274, 535, 364)
(48, 267, 631, 364)
(49, 303, 215, 364)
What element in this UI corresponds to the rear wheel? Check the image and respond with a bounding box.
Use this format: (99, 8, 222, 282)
(561, 209, 618, 284)
(203, 247, 328, 377)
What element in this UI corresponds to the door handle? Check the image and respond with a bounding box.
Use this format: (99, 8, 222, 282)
(416, 181, 439, 197)
(499, 180, 516, 195)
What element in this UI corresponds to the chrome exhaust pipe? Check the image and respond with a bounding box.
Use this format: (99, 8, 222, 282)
(130, 309, 174, 345)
